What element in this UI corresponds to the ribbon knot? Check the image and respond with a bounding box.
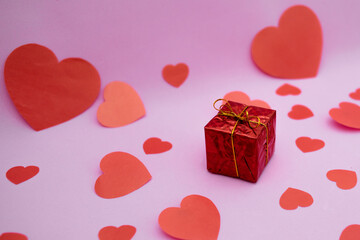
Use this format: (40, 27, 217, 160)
(213, 99, 261, 129)
(213, 99, 269, 179)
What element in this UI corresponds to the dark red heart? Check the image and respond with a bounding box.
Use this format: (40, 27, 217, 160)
(162, 63, 189, 87)
(98, 225, 136, 240)
(288, 105, 313, 120)
(143, 137, 172, 154)
(279, 187, 313, 210)
(296, 137, 325, 153)
(5, 44, 100, 131)
(340, 225, 360, 240)
(6, 166, 39, 184)
(327, 169, 357, 190)
(276, 83, 301, 96)
(0, 232, 28, 240)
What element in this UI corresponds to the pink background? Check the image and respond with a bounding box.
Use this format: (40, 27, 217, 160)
(1, 0, 360, 239)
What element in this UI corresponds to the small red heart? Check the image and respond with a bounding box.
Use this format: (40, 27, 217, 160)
(0, 232, 28, 240)
(340, 225, 360, 240)
(98, 225, 136, 240)
(296, 137, 325, 153)
(329, 102, 360, 129)
(223, 91, 270, 108)
(95, 152, 151, 199)
(159, 195, 220, 240)
(349, 88, 360, 100)
(143, 137, 172, 154)
(4, 44, 100, 131)
(279, 187, 313, 210)
(251, 5, 322, 79)
(276, 83, 301, 96)
(327, 169, 357, 190)
(97, 81, 146, 127)
(6, 166, 39, 184)
(288, 105, 313, 120)
(162, 63, 189, 87)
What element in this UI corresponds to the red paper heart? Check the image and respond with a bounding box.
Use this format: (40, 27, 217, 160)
(97, 81, 146, 127)
(276, 83, 301, 96)
(279, 187, 313, 210)
(162, 63, 189, 87)
(6, 166, 39, 184)
(329, 102, 360, 129)
(98, 225, 136, 240)
(159, 195, 220, 240)
(340, 225, 360, 240)
(95, 152, 151, 199)
(0, 232, 27, 240)
(251, 5, 322, 79)
(327, 169, 357, 190)
(4, 44, 100, 131)
(223, 91, 270, 108)
(349, 88, 360, 100)
(296, 137, 325, 153)
(288, 105, 313, 120)
(143, 137, 172, 154)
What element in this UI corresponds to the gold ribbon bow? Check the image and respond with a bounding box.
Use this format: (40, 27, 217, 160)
(213, 99, 269, 178)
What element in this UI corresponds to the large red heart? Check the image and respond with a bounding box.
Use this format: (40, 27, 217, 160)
(327, 169, 357, 190)
(276, 83, 301, 96)
(223, 91, 270, 108)
(159, 195, 220, 240)
(98, 225, 136, 240)
(329, 102, 360, 129)
(296, 137, 325, 153)
(162, 63, 189, 87)
(97, 81, 146, 127)
(0, 232, 27, 240)
(279, 187, 313, 210)
(143, 137, 172, 154)
(4, 44, 100, 131)
(288, 105, 313, 120)
(340, 225, 360, 240)
(6, 166, 39, 184)
(251, 5, 322, 79)
(95, 152, 151, 199)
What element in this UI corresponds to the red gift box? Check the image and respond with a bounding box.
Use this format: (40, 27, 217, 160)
(204, 100, 276, 182)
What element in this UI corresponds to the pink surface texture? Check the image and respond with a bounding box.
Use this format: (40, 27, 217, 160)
(1, 1, 360, 239)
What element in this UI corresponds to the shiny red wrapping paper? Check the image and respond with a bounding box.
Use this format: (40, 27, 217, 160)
(204, 101, 276, 183)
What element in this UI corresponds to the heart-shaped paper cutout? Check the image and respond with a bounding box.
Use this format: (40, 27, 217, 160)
(279, 187, 313, 210)
(95, 152, 151, 199)
(296, 137, 324, 153)
(162, 63, 189, 87)
(276, 83, 301, 96)
(159, 195, 220, 240)
(97, 81, 146, 127)
(0, 232, 28, 240)
(6, 166, 39, 184)
(340, 225, 360, 240)
(288, 105, 313, 120)
(350, 88, 360, 100)
(223, 91, 270, 108)
(4, 44, 100, 131)
(143, 137, 172, 154)
(98, 225, 136, 240)
(329, 102, 360, 129)
(327, 169, 357, 190)
(251, 5, 322, 79)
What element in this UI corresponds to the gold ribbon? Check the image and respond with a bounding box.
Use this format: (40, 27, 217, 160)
(213, 99, 269, 178)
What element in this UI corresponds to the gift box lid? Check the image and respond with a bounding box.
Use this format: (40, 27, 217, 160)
(204, 100, 276, 138)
